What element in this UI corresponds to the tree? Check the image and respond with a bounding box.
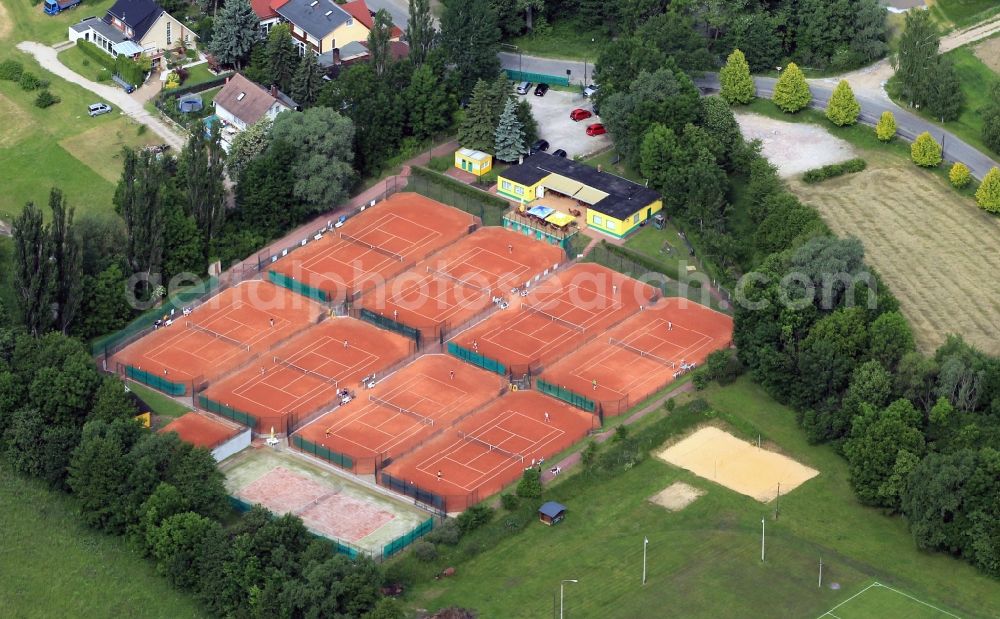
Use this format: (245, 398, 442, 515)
(368, 9, 393, 77)
(911, 131, 942, 167)
(271, 108, 355, 212)
(48, 189, 82, 334)
(719, 49, 754, 105)
(178, 125, 225, 259)
(632, 10, 713, 73)
(265, 24, 299, 93)
(494, 98, 525, 162)
(825, 80, 860, 126)
(458, 79, 497, 152)
(405, 64, 453, 141)
(869, 310, 914, 371)
(290, 51, 322, 108)
(515, 467, 542, 498)
(982, 82, 1000, 154)
(924, 58, 963, 122)
(208, 0, 258, 68)
(407, 0, 435, 66)
(226, 117, 272, 179)
(115, 148, 166, 298)
(74, 264, 133, 341)
(68, 417, 144, 532)
(515, 99, 538, 146)
(439, 0, 501, 93)
(640, 124, 682, 196)
(843, 398, 925, 509)
(11, 203, 53, 336)
(728, 13, 782, 73)
(795, 307, 870, 412)
(975, 166, 1000, 213)
(949, 162, 971, 188)
(149, 511, 227, 590)
(162, 205, 203, 281)
(236, 139, 303, 237)
(875, 110, 896, 142)
(894, 9, 938, 108)
(700, 96, 744, 170)
(772, 62, 810, 113)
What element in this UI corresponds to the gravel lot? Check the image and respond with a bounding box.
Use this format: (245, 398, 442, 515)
(521, 88, 610, 158)
(735, 112, 856, 177)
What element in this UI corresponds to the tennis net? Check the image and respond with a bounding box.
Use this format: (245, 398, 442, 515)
(522, 304, 585, 333)
(608, 337, 674, 368)
(340, 232, 404, 262)
(456, 431, 524, 463)
(426, 266, 490, 295)
(273, 356, 339, 387)
(186, 321, 251, 351)
(368, 395, 434, 426)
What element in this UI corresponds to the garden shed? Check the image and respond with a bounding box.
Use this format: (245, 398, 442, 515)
(538, 501, 567, 526)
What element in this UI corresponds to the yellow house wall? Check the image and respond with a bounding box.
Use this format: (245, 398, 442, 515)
(497, 175, 543, 202)
(321, 19, 371, 53)
(587, 199, 662, 238)
(139, 13, 196, 52)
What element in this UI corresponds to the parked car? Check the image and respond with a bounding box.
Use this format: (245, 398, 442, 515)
(516, 81, 532, 95)
(570, 108, 592, 122)
(592, 102, 600, 116)
(552, 149, 567, 158)
(583, 84, 599, 97)
(88, 102, 112, 117)
(530, 139, 550, 153)
(534, 83, 549, 96)
(586, 123, 606, 136)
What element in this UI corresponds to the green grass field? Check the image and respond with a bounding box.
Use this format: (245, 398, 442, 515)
(406, 378, 999, 618)
(126, 380, 191, 419)
(818, 582, 964, 619)
(508, 19, 607, 62)
(0, 467, 206, 618)
(930, 0, 1000, 28)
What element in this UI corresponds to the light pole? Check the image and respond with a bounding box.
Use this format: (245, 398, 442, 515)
(642, 537, 649, 585)
(761, 518, 766, 562)
(560, 579, 578, 619)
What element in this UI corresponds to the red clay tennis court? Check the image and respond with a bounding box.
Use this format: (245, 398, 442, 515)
(357, 227, 565, 336)
(199, 317, 415, 432)
(449, 263, 658, 374)
(294, 355, 504, 474)
(158, 411, 245, 450)
(266, 193, 476, 301)
(381, 391, 596, 511)
(112, 281, 325, 391)
(539, 297, 734, 415)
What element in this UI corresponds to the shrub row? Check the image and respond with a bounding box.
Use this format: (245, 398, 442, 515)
(76, 41, 117, 71)
(592, 241, 702, 288)
(802, 158, 867, 183)
(411, 165, 510, 210)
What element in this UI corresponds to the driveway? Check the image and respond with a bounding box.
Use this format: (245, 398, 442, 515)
(523, 89, 608, 158)
(17, 41, 187, 151)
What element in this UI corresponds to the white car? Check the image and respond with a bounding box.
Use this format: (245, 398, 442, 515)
(583, 84, 599, 97)
(88, 103, 112, 117)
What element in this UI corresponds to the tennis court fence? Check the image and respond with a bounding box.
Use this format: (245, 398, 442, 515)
(198, 394, 259, 430)
(380, 472, 479, 513)
(356, 308, 422, 347)
(121, 363, 190, 396)
(383, 517, 435, 558)
(447, 341, 507, 375)
(291, 435, 356, 471)
(267, 270, 333, 303)
(537, 379, 596, 413)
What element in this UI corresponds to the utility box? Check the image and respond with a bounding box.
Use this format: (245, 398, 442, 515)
(653, 213, 666, 230)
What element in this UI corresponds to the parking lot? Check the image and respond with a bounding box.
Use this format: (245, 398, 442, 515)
(519, 88, 611, 159)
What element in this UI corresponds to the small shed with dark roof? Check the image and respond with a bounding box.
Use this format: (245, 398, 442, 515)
(538, 501, 567, 526)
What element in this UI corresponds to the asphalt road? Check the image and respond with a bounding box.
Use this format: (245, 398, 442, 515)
(500, 54, 999, 180)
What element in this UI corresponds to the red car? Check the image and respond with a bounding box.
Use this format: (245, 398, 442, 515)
(570, 108, 592, 122)
(586, 123, 606, 136)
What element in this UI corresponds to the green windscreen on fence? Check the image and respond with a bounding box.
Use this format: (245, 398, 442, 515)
(292, 435, 354, 470)
(267, 270, 331, 303)
(381, 473, 445, 510)
(505, 69, 570, 86)
(447, 341, 506, 375)
(198, 395, 257, 428)
(125, 365, 187, 396)
(359, 308, 421, 345)
(537, 379, 596, 413)
(383, 517, 435, 558)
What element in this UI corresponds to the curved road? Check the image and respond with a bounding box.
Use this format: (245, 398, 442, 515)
(500, 52, 999, 180)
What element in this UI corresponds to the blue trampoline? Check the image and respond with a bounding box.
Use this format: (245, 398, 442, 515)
(177, 94, 203, 113)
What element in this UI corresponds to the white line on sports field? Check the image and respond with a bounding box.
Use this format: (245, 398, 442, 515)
(875, 582, 963, 618)
(814, 582, 880, 619)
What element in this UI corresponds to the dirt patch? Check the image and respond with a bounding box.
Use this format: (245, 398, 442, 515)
(791, 162, 1000, 355)
(973, 36, 1000, 74)
(649, 481, 705, 512)
(0, 92, 34, 148)
(735, 113, 856, 178)
(59, 120, 160, 182)
(0, 1, 11, 41)
(657, 426, 818, 502)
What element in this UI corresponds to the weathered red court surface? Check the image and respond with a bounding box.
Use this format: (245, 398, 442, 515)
(357, 227, 565, 336)
(449, 263, 658, 374)
(540, 298, 734, 415)
(159, 411, 244, 449)
(200, 317, 415, 432)
(112, 281, 324, 387)
(266, 193, 476, 301)
(295, 355, 504, 473)
(382, 391, 596, 511)
(238, 466, 394, 541)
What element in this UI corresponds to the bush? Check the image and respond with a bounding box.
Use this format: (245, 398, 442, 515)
(19, 72, 45, 91)
(875, 111, 896, 142)
(34, 90, 60, 108)
(911, 132, 942, 167)
(825, 80, 860, 127)
(500, 493, 520, 511)
(0, 59, 24, 81)
(428, 154, 452, 172)
(801, 158, 866, 183)
(692, 369, 709, 390)
(515, 468, 542, 499)
(975, 167, 1000, 213)
(772, 62, 811, 113)
(77, 41, 116, 71)
(666, 398, 676, 412)
(949, 162, 971, 189)
(426, 518, 461, 545)
(411, 540, 438, 562)
(456, 504, 494, 533)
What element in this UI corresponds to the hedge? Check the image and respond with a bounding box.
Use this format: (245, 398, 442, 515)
(597, 241, 701, 287)
(410, 166, 510, 210)
(77, 41, 116, 71)
(155, 73, 230, 104)
(802, 158, 866, 184)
